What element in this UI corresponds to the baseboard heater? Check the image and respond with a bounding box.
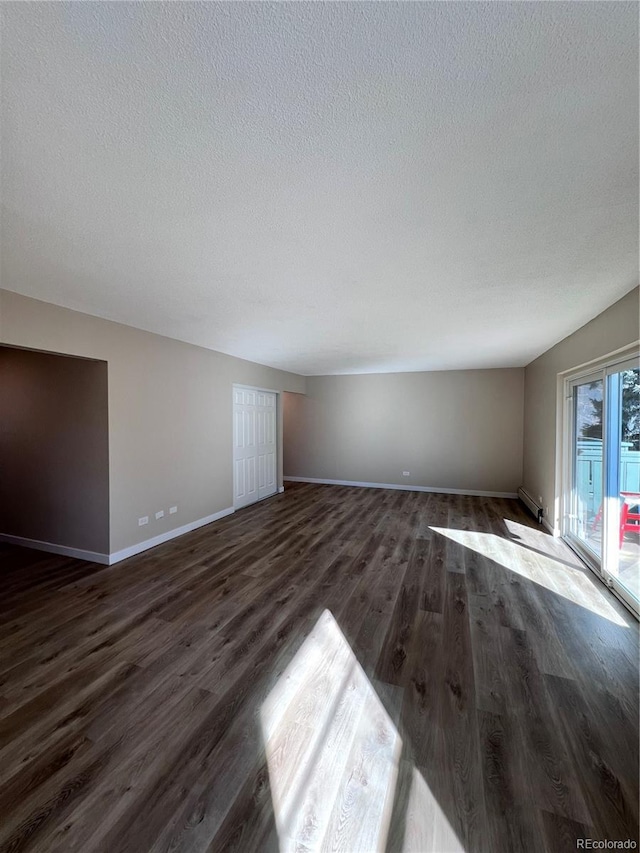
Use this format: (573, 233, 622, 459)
(518, 487, 543, 523)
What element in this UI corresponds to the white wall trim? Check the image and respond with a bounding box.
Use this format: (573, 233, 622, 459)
(541, 517, 559, 537)
(284, 476, 517, 499)
(2, 507, 237, 566)
(0, 533, 110, 564)
(108, 506, 235, 564)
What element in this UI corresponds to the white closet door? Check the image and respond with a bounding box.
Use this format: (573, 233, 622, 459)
(233, 388, 277, 509)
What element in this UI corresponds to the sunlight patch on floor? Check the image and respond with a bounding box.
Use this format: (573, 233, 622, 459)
(502, 518, 581, 565)
(430, 527, 628, 626)
(260, 609, 463, 852)
(400, 763, 465, 852)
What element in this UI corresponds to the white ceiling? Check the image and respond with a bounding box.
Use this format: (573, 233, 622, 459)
(1, 2, 638, 375)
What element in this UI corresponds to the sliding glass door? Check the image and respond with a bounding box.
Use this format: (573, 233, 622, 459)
(566, 357, 640, 616)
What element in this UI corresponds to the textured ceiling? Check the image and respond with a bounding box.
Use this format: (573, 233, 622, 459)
(1, 2, 638, 375)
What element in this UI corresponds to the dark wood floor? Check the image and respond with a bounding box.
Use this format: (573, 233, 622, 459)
(0, 483, 638, 852)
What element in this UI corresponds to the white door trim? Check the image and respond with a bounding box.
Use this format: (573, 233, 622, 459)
(232, 383, 283, 395)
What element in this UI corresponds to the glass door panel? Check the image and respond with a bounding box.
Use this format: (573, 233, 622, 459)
(570, 377, 604, 559)
(608, 365, 640, 611)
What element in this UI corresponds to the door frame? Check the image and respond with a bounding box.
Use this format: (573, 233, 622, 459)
(563, 367, 606, 574)
(560, 348, 640, 617)
(232, 384, 281, 510)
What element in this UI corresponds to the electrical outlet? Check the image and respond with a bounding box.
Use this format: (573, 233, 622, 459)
(402, 471, 410, 477)
(545, 507, 549, 518)
(155, 510, 164, 520)
(138, 516, 149, 526)
(169, 505, 178, 515)
(538, 496, 543, 506)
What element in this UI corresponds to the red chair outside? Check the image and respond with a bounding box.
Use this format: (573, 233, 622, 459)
(591, 491, 640, 547)
(619, 492, 640, 547)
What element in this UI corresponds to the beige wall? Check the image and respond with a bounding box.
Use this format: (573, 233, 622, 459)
(0, 345, 109, 553)
(523, 286, 639, 532)
(0, 290, 305, 554)
(284, 369, 525, 495)
(5, 284, 634, 555)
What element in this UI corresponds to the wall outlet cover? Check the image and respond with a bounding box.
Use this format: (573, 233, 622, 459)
(169, 506, 178, 514)
(155, 510, 164, 520)
(138, 516, 149, 526)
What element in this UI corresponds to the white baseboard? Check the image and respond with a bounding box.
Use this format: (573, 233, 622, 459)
(1, 507, 237, 566)
(541, 517, 559, 536)
(108, 506, 235, 564)
(0, 533, 110, 564)
(283, 476, 518, 500)
(278, 486, 285, 493)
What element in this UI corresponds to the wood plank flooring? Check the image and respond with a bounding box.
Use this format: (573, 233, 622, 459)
(0, 483, 638, 852)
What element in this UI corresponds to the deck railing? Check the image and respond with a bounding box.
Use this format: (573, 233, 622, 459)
(576, 440, 640, 519)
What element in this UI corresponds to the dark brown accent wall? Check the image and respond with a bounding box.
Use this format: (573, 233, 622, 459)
(0, 345, 109, 553)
